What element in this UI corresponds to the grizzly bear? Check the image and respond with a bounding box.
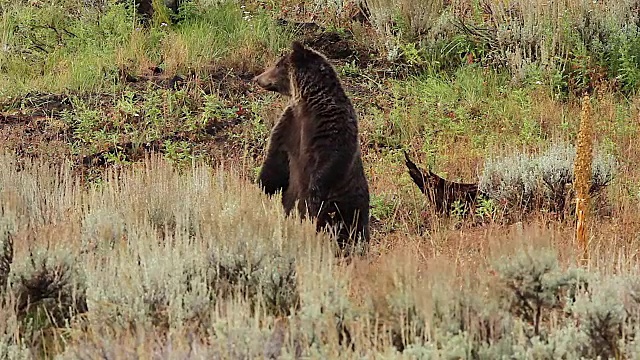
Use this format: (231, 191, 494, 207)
(253, 41, 370, 251)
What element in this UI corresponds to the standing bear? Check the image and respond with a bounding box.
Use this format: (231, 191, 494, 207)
(253, 41, 371, 251)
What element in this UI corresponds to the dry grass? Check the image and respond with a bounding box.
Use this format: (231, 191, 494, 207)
(362, 0, 448, 39)
(0, 151, 337, 357)
(0, 134, 639, 357)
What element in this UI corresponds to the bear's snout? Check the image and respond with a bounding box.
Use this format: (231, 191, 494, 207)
(254, 75, 282, 93)
(253, 73, 271, 88)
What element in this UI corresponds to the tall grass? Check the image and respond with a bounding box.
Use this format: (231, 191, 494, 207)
(308, 0, 640, 93)
(0, 0, 133, 95)
(0, 151, 340, 357)
(0, 152, 639, 358)
(2, 0, 639, 96)
(0, 0, 293, 96)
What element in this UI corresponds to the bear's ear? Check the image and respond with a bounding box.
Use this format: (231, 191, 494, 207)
(291, 41, 305, 53)
(291, 41, 309, 63)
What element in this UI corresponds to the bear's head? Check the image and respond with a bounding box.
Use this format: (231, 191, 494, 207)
(253, 41, 330, 96)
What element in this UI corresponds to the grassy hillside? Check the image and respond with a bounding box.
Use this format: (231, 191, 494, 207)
(1, 0, 640, 358)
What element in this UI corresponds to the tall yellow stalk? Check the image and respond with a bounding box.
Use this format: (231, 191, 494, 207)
(574, 93, 593, 265)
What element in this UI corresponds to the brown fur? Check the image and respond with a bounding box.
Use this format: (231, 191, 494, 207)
(254, 41, 370, 251)
(404, 151, 480, 215)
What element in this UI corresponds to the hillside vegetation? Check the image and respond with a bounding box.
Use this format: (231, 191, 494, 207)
(1, 0, 640, 358)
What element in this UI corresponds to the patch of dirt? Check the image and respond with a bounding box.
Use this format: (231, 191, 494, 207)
(0, 113, 72, 166)
(276, 18, 380, 68)
(207, 68, 258, 100)
(8, 92, 74, 116)
(77, 113, 245, 169)
(0, 70, 257, 182)
(119, 65, 258, 102)
(118, 66, 189, 92)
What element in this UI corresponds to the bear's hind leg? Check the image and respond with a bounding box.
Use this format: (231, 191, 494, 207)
(315, 201, 368, 254)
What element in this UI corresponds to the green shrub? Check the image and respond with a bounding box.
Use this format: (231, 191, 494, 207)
(479, 142, 617, 217)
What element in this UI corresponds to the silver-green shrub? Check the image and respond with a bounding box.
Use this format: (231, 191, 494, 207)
(571, 278, 626, 359)
(2, 151, 638, 358)
(493, 248, 591, 337)
(209, 244, 299, 317)
(8, 247, 87, 330)
(478, 151, 538, 212)
(479, 142, 617, 217)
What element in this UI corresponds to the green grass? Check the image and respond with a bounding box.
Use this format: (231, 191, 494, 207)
(359, 66, 552, 179)
(0, 1, 132, 95)
(0, 0, 294, 97)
